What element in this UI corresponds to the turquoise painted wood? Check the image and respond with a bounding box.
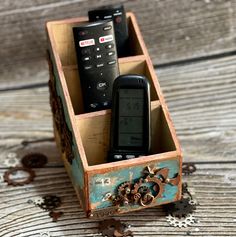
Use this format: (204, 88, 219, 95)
(89, 159, 180, 211)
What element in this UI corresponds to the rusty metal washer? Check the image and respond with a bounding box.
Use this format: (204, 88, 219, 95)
(4, 167, 35, 186)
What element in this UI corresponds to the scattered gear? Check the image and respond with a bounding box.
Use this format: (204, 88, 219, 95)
(49, 211, 63, 222)
(99, 218, 132, 237)
(99, 218, 123, 237)
(33, 197, 44, 205)
(21, 153, 48, 168)
(3, 167, 35, 186)
(4, 155, 20, 168)
(182, 163, 196, 175)
(37, 195, 61, 211)
(165, 197, 196, 218)
(166, 214, 196, 228)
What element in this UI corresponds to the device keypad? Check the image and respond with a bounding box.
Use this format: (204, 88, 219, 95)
(73, 21, 119, 112)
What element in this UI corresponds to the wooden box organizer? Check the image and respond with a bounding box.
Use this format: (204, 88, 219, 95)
(46, 12, 182, 218)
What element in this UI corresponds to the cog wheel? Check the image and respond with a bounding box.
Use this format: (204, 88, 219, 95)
(3, 167, 35, 186)
(99, 218, 123, 237)
(33, 197, 44, 205)
(166, 214, 196, 228)
(165, 197, 196, 217)
(182, 163, 197, 175)
(117, 182, 133, 205)
(21, 153, 48, 168)
(37, 195, 61, 211)
(118, 182, 132, 197)
(4, 157, 20, 168)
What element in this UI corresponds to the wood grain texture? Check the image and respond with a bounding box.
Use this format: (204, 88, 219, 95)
(0, 163, 235, 236)
(1, 0, 236, 70)
(0, 55, 235, 164)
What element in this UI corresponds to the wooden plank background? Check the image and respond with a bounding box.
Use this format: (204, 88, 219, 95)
(0, 0, 236, 236)
(0, 0, 236, 69)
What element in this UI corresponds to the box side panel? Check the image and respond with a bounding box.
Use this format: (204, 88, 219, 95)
(47, 47, 87, 209)
(88, 157, 181, 214)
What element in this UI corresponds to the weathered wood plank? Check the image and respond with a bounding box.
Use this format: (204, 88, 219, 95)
(0, 163, 235, 236)
(0, 0, 236, 69)
(0, 55, 235, 163)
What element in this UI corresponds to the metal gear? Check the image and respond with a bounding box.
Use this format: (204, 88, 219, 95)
(33, 197, 44, 205)
(4, 156, 20, 168)
(99, 218, 132, 237)
(165, 197, 196, 217)
(166, 214, 196, 228)
(99, 218, 123, 237)
(49, 211, 63, 222)
(117, 182, 133, 205)
(118, 182, 132, 196)
(182, 163, 197, 175)
(21, 153, 48, 168)
(37, 195, 61, 211)
(3, 167, 35, 186)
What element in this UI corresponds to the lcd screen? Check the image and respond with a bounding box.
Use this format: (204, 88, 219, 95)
(118, 89, 144, 147)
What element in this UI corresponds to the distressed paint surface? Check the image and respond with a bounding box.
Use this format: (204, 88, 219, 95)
(89, 159, 180, 210)
(49, 48, 85, 189)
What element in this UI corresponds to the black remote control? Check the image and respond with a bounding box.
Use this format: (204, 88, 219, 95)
(73, 20, 119, 112)
(88, 4, 129, 57)
(108, 75, 151, 162)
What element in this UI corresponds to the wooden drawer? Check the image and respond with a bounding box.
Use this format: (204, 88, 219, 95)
(46, 12, 182, 218)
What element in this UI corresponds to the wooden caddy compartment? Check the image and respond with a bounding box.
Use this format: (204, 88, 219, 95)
(46, 12, 182, 218)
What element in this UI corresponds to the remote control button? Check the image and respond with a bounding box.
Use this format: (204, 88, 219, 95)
(107, 51, 115, 56)
(81, 48, 91, 55)
(105, 44, 114, 49)
(82, 56, 91, 61)
(99, 35, 113, 44)
(126, 155, 135, 159)
(84, 65, 93, 70)
(95, 47, 100, 52)
(114, 154, 123, 160)
(103, 25, 112, 31)
(97, 81, 108, 90)
(107, 60, 116, 65)
(90, 103, 99, 109)
(79, 39, 95, 47)
(96, 63, 104, 68)
(95, 54, 102, 59)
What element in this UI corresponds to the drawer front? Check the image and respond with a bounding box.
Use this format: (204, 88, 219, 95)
(88, 158, 181, 215)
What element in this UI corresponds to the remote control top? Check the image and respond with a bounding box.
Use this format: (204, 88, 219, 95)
(73, 20, 119, 112)
(88, 4, 129, 57)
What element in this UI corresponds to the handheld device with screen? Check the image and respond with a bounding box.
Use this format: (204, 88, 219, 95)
(108, 75, 151, 162)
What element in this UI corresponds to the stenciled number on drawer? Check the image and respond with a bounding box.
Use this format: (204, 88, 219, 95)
(95, 178, 111, 186)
